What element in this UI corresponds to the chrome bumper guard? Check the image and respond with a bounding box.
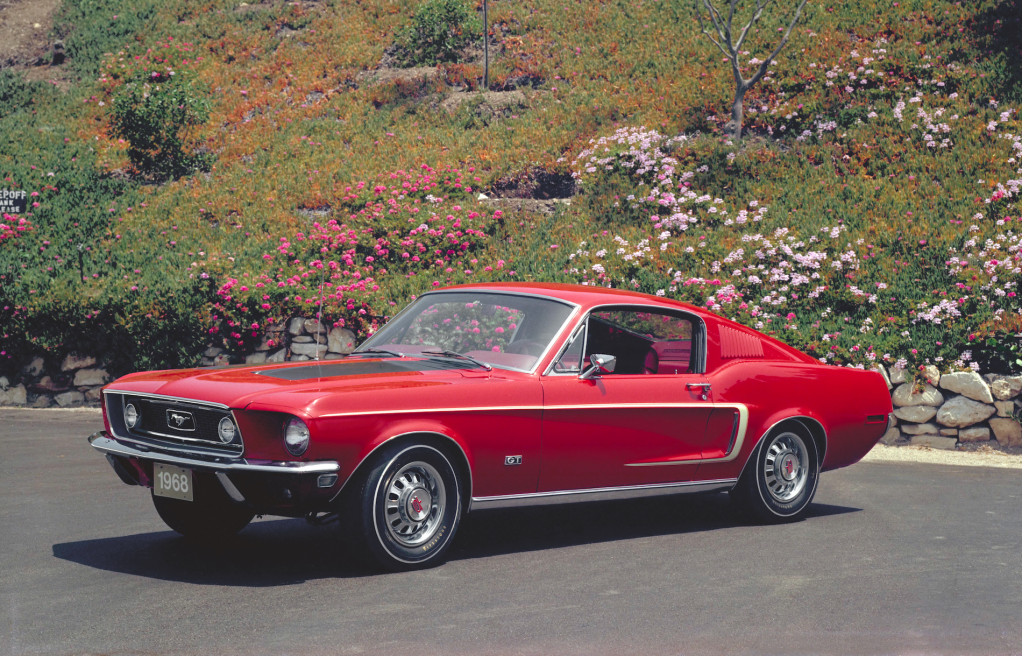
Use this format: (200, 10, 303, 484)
(88, 431, 340, 476)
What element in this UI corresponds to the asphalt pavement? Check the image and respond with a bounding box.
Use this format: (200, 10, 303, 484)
(1, 408, 1020, 656)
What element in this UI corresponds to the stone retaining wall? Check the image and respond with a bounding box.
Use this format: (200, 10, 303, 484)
(0, 318, 356, 409)
(875, 364, 1022, 450)
(2, 323, 1021, 452)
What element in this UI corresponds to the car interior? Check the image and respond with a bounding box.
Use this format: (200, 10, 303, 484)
(553, 308, 698, 376)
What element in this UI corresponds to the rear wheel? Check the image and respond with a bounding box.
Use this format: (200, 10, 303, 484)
(345, 444, 462, 571)
(733, 423, 819, 522)
(152, 474, 254, 540)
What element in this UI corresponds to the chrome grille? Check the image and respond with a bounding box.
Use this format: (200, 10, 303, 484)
(104, 392, 244, 457)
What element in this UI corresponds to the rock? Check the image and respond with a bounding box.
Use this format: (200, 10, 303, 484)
(989, 376, 1022, 401)
(0, 376, 8, 391)
(293, 336, 314, 344)
(894, 405, 937, 423)
(85, 388, 103, 403)
(61, 354, 96, 371)
(73, 368, 109, 387)
(256, 332, 283, 352)
(213, 353, 232, 366)
(889, 367, 909, 384)
(939, 371, 993, 403)
(873, 364, 892, 389)
(245, 352, 268, 365)
(989, 418, 1022, 448)
(266, 349, 287, 363)
(936, 396, 996, 428)
(287, 317, 306, 335)
(921, 365, 941, 386)
(879, 424, 903, 445)
(959, 427, 991, 443)
(22, 357, 44, 378)
(892, 383, 944, 407)
(0, 384, 28, 405)
(901, 422, 940, 436)
(55, 390, 85, 407)
(909, 435, 958, 450)
(203, 346, 225, 358)
(34, 376, 68, 393)
(30, 395, 53, 408)
(995, 400, 1015, 417)
(940, 428, 958, 436)
(328, 327, 356, 354)
(290, 342, 328, 358)
(303, 318, 324, 336)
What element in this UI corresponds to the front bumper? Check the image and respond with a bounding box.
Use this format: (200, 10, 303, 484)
(88, 431, 342, 513)
(89, 431, 340, 475)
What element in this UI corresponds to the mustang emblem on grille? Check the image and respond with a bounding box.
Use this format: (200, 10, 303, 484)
(165, 410, 196, 431)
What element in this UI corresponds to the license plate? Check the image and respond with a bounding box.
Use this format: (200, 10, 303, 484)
(154, 463, 194, 501)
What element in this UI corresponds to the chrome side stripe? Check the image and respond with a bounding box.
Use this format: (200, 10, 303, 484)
(470, 478, 737, 511)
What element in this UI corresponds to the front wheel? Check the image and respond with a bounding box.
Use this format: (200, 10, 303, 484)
(346, 444, 463, 571)
(733, 423, 820, 523)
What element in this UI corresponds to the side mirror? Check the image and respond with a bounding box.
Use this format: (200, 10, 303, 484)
(580, 354, 616, 380)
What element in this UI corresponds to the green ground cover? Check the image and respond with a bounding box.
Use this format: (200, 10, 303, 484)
(1, 0, 1020, 379)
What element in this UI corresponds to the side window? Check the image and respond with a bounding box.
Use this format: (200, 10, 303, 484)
(552, 325, 586, 374)
(584, 308, 696, 375)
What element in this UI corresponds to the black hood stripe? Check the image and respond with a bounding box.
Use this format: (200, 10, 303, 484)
(255, 359, 466, 381)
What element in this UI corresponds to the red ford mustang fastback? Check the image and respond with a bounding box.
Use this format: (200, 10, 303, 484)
(88, 283, 893, 570)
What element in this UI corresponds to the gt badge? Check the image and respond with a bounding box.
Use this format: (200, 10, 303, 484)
(504, 455, 523, 466)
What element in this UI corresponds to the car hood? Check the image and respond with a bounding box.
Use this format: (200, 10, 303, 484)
(104, 357, 487, 414)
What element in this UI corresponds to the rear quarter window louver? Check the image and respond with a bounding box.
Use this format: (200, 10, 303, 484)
(720, 326, 765, 359)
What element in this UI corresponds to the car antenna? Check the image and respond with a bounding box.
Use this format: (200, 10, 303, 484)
(315, 254, 326, 364)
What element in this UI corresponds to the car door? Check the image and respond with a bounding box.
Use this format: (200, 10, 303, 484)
(538, 306, 731, 493)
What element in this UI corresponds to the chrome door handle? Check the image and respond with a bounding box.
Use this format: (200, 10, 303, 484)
(686, 383, 711, 400)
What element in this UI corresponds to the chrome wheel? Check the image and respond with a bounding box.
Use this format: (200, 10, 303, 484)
(346, 443, 462, 571)
(762, 431, 810, 503)
(382, 461, 447, 548)
(732, 421, 820, 523)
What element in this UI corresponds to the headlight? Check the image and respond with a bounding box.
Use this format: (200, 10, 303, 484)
(217, 416, 238, 444)
(124, 403, 139, 429)
(284, 417, 310, 456)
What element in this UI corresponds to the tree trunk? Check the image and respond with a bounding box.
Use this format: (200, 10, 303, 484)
(727, 81, 748, 141)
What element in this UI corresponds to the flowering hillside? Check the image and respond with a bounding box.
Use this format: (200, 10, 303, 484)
(0, 0, 1020, 379)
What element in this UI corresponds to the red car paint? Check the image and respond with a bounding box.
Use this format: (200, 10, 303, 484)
(89, 283, 893, 567)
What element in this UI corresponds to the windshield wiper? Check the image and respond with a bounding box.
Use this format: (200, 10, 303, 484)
(421, 350, 493, 371)
(348, 348, 406, 358)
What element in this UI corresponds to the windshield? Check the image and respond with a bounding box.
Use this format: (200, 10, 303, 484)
(356, 291, 576, 372)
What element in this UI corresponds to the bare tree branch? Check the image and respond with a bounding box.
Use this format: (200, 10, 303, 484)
(694, 0, 734, 59)
(734, 0, 773, 53)
(692, 0, 810, 140)
(748, 0, 808, 87)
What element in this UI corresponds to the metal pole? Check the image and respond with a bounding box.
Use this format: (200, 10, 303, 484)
(483, 0, 489, 89)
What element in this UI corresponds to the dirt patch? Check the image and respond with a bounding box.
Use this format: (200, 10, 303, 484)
(0, 0, 61, 68)
(439, 89, 526, 117)
(491, 167, 577, 200)
(0, 0, 75, 89)
(863, 443, 1022, 469)
(480, 197, 569, 216)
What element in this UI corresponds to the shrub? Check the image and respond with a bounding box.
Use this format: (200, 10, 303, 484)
(394, 0, 480, 67)
(109, 73, 213, 179)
